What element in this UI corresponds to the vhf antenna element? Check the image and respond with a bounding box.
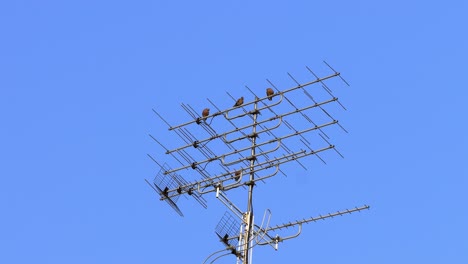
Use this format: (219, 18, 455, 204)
(146, 61, 369, 264)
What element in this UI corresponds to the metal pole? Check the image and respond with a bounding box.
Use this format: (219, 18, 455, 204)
(243, 97, 258, 264)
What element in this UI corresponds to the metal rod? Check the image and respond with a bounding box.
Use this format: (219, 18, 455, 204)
(243, 97, 258, 264)
(323, 60, 350, 86)
(266, 205, 370, 232)
(216, 191, 244, 219)
(306, 66, 334, 93)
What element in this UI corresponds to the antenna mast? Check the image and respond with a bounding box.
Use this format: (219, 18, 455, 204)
(147, 62, 369, 263)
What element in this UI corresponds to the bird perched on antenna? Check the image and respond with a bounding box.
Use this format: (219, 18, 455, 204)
(233, 97, 244, 107)
(266, 88, 274, 101)
(234, 170, 242, 181)
(202, 108, 210, 121)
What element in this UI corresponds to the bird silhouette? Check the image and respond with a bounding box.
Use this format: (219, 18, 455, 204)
(234, 170, 242, 181)
(266, 88, 274, 101)
(233, 97, 244, 107)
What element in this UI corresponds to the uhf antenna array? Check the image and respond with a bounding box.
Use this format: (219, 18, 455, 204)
(147, 61, 369, 263)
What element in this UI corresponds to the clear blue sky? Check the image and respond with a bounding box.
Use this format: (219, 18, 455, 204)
(1, 1, 467, 263)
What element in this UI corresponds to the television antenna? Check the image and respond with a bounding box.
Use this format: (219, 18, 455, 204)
(146, 61, 369, 263)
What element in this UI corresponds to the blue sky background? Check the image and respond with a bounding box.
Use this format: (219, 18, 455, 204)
(1, 1, 467, 263)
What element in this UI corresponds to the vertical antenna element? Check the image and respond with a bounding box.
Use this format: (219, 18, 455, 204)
(147, 63, 369, 263)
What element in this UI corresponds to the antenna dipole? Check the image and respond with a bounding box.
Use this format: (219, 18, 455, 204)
(147, 62, 369, 263)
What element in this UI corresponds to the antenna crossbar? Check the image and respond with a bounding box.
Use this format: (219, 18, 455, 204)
(266, 205, 370, 233)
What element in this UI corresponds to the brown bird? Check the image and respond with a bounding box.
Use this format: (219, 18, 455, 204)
(234, 170, 242, 181)
(233, 96, 244, 107)
(202, 108, 210, 118)
(266, 88, 274, 101)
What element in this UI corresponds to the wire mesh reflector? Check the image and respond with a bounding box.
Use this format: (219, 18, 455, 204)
(215, 211, 240, 248)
